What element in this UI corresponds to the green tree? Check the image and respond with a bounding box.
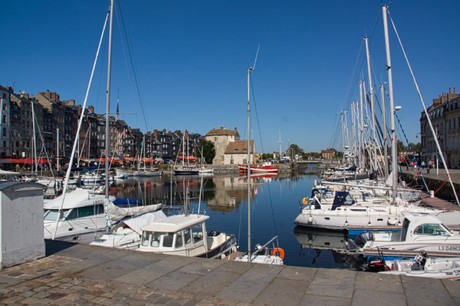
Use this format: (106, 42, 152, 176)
(260, 153, 273, 160)
(287, 144, 303, 156)
(199, 139, 215, 164)
(408, 142, 421, 152)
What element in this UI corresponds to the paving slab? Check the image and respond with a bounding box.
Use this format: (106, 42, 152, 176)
(355, 271, 404, 293)
(300, 294, 351, 306)
(217, 263, 282, 303)
(115, 254, 188, 285)
(254, 277, 309, 305)
(1, 241, 460, 305)
(352, 288, 406, 306)
(402, 275, 457, 306)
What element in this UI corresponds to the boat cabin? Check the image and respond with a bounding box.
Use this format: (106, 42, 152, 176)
(400, 213, 453, 241)
(138, 214, 210, 255)
(370, 213, 455, 243)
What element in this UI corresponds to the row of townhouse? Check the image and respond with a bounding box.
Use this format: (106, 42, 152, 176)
(420, 87, 460, 169)
(0, 85, 203, 169)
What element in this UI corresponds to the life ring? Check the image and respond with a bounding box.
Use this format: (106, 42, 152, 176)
(271, 247, 285, 260)
(302, 197, 309, 205)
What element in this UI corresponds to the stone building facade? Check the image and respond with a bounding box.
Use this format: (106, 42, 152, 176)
(204, 127, 240, 165)
(420, 88, 460, 169)
(0, 85, 204, 169)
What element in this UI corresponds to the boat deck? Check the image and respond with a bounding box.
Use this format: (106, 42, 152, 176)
(0, 240, 459, 305)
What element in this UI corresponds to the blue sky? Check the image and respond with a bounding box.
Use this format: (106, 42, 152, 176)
(1, 1, 459, 153)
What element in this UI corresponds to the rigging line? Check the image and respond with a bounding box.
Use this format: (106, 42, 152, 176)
(116, 0, 150, 131)
(32, 107, 55, 178)
(388, 8, 459, 205)
(342, 41, 366, 112)
(53, 7, 110, 240)
(249, 74, 265, 153)
(394, 112, 410, 147)
(247, 59, 279, 239)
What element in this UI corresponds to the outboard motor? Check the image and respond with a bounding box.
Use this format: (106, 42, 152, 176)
(411, 251, 428, 270)
(354, 232, 374, 248)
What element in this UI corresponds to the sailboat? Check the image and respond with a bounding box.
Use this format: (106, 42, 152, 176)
(173, 133, 200, 175)
(294, 5, 460, 234)
(46, 0, 162, 243)
(132, 135, 162, 177)
(233, 49, 284, 265)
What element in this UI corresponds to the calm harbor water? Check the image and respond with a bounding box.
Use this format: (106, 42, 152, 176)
(109, 164, 355, 269)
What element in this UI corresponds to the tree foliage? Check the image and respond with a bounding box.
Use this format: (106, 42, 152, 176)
(287, 144, 303, 156)
(199, 139, 215, 164)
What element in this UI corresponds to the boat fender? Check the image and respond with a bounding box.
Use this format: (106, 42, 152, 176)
(387, 218, 397, 225)
(302, 197, 309, 205)
(208, 230, 221, 237)
(270, 247, 285, 260)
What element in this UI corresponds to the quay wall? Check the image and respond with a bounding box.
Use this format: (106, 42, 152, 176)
(202, 162, 317, 175)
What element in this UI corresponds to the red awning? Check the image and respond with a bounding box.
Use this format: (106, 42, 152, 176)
(177, 156, 197, 161)
(97, 157, 122, 164)
(1, 158, 49, 164)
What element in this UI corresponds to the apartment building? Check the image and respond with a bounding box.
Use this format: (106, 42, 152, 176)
(420, 88, 460, 169)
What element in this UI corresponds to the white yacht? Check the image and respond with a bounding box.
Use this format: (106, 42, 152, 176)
(90, 210, 167, 249)
(350, 213, 460, 257)
(43, 188, 162, 243)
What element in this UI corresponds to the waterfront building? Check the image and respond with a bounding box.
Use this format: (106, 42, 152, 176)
(223, 140, 255, 165)
(9, 91, 38, 161)
(420, 88, 460, 169)
(0, 84, 207, 167)
(0, 86, 12, 158)
(205, 127, 240, 165)
(321, 148, 336, 160)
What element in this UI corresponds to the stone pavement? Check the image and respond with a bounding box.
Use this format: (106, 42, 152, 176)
(401, 167, 460, 185)
(0, 241, 459, 305)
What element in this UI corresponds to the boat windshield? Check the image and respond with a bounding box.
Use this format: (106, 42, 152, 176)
(44, 209, 69, 221)
(413, 223, 451, 236)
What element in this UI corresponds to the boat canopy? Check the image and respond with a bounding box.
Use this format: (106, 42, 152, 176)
(331, 191, 355, 210)
(141, 214, 209, 233)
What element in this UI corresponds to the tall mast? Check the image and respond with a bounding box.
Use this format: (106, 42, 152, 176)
(359, 81, 365, 169)
(380, 84, 389, 178)
(382, 5, 397, 204)
(247, 65, 252, 262)
(31, 100, 37, 175)
(104, 0, 114, 233)
(340, 111, 346, 164)
(56, 128, 60, 172)
(364, 36, 377, 172)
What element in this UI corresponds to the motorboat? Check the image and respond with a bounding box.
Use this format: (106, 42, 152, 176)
(137, 213, 237, 259)
(90, 210, 167, 249)
(379, 251, 460, 279)
(43, 188, 162, 243)
(348, 213, 460, 257)
(232, 236, 284, 265)
(238, 161, 278, 174)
